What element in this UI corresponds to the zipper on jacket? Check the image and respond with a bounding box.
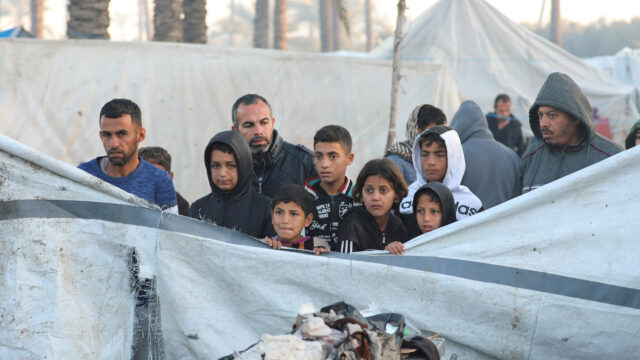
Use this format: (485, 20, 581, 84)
(222, 198, 229, 226)
(556, 150, 566, 180)
(382, 232, 386, 245)
(254, 157, 265, 194)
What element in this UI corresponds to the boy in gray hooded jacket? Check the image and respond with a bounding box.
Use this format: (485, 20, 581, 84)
(514, 72, 622, 196)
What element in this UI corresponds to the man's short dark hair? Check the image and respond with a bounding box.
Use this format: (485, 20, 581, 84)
(99, 99, 142, 127)
(139, 146, 172, 171)
(271, 184, 314, 216)
(418, 132, 446, 150)
(231, 94, 273, 127)
(416, 105, 446, 130)
(494, 94, 511, 108)
(352, 158, 408, 203)
(313, 125, 352, 153)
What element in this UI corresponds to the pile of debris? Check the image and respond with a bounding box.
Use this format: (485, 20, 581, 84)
(220, 302, 444, 360)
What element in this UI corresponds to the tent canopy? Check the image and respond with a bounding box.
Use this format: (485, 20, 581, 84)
(370, 0, 639, 145)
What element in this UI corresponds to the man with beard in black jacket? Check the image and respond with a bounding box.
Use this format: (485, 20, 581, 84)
(189, 130, 275, 238)
(231, 94, 317, 198)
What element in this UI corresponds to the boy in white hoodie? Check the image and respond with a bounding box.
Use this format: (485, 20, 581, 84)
(399, 126, 482, 220)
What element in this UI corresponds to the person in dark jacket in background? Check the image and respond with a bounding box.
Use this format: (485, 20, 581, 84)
(407, 182, 457, 239)
(189, 130, 275, 238)
(231, 94, 316, 198)
(338, 159, 408, 255)
(139, 146, 190, 216)
(624, 119, 640, 149)
(385, 104, 447, 185)
(486, 94, 527, 156)
(450, 100, 520, 209)
(514, 72, 622, 196)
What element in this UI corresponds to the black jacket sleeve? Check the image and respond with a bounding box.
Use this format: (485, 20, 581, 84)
(337, 214, 365, 253)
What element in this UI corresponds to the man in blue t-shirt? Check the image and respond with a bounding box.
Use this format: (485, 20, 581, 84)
(78, 98, 178, 213)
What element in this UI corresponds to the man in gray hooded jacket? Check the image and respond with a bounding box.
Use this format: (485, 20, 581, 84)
(514, 72, 622, 196)
(451, 100, 520, 209)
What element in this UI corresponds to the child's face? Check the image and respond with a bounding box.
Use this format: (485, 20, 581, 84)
(420, 141, 447, 183)
(210, 149, 238, 191)
(361, 175, 397, 220)
(271, 202, 313, 242)
(313, 142, 354, 185)
(415, 194, 442, 233)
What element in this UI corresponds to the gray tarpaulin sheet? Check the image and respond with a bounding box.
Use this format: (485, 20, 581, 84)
(1, 126, 639, 358)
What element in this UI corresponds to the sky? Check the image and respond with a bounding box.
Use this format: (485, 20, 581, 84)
(1, 0, 639, 41)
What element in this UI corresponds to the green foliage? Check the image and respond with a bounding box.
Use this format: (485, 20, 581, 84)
(524, 17, 640, 57)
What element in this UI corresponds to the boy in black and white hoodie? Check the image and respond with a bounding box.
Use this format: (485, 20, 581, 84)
(305, 125, 356, 251)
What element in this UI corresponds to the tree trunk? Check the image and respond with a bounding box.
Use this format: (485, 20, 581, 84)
(319, 0, 333, 52)
(273, 0, 287, 49)
(138, 0, 152, 40)
(550, 0, 561, 46)
(153, 0, 182, 42)
(67, 0, 111, 39)
(183, 0, 207, 43)
(31, 0, 44, 38)
(229, 0, 235, 45)
(331, 0, 340, 50)
(364, 0, 373, 51)
(387, 0, 406, 150)
(253, 0, 270, 48)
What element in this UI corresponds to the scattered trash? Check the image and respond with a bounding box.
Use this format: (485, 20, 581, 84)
(219, 301, 443, 360)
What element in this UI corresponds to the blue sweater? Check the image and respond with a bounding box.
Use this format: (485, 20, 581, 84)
(78, 157, 177, 209)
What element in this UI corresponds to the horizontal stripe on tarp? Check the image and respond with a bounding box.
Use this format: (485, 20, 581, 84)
(2, 199, 638, 310)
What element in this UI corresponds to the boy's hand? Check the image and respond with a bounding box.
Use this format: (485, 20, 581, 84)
(313, 247, 330, 256)
(265, 237, 282, 250)
(385, 241, 405, 255)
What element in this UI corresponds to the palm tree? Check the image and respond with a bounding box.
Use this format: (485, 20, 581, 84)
(253, 0, 270, 48)
(319, 0, 332, 51)
(364, 0, 373, 51)
(273, 0, 287, 49)
(153, 0, 182, 42)
(67, 0, 110, 39)
(31, 0, 44, 38)
(211, 1, 253, 46)
(183, 0, 207, 43)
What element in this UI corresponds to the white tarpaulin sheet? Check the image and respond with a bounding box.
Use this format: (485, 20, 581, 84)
(2, 131, 639, 358)
(584, 47, 640, 99)
(0, 39, 462, 202)
(370, 0, 640, 145)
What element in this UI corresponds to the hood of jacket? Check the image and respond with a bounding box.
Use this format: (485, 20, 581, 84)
(204, 130, 253, 198)
(399, 126, 482, 217)
(625, 119, 640, 150)
(529, 72, 595, 142)
(411, 126, 466, 190)
(450, 100, 493, 143)
(412, 182, 457, 228)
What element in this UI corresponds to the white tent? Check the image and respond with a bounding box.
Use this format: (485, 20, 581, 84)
(2, 130, 639, 359)
(0, 39, 462, 202)
(370, 0, 640, 145)
(584, 47, 640, 104)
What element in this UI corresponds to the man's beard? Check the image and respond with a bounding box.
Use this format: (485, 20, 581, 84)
(249, 136, 271, 155)
(107, 148, 136, 166)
